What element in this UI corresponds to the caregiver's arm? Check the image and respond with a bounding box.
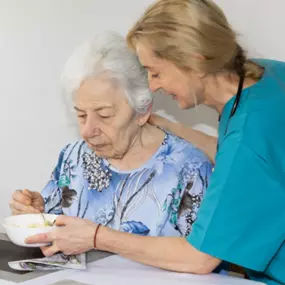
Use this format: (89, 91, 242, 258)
(97, 226, 221, 274)
(149, 115, 217, 163)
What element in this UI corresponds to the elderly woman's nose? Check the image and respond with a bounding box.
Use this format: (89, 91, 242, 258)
(81, 119, 101, 138)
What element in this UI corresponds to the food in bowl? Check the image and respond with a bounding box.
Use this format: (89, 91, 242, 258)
(12, 220, 53, 228)
(1, 214, 57, 247)
(28, 220, 53, 228)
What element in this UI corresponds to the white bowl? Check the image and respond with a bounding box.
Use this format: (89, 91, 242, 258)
(1, 214, 57, 247)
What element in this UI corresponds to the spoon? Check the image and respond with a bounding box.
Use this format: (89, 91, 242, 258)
(40, 212, 56, 226)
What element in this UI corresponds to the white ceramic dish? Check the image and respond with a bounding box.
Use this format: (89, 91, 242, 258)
(1, 214, 57, 247)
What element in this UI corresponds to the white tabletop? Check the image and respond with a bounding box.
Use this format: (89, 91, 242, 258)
(0, 233, 265, 285)
(17, 255, 266, 285)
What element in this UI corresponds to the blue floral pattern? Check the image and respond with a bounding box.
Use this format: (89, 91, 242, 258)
(42, 133, 213, 237)
(120, 221, 150, 236)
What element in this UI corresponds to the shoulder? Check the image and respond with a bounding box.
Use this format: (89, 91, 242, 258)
(57, 139, 88, 163)
(226, 59, 285, 150)
(247, 59, 285, 103)
(252, 58, 285, 72)
(62, 139, 87, 153)
(159, 132, 212, 169)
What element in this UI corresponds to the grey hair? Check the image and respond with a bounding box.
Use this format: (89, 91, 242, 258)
(61, 31, 153, 114)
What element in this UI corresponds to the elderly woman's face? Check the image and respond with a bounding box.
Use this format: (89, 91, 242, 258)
(74, 75, 142, 159)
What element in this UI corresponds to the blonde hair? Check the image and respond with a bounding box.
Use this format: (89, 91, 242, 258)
(127, 0, 263, 80)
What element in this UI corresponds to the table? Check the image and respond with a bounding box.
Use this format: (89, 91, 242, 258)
(0, 233, 111, 284)
(0, 234, 265, 285)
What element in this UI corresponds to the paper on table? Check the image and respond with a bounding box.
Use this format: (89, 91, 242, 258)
(8, 253, 86, 271)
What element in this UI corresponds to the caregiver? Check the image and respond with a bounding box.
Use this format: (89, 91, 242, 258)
(126, 0, 285, 284)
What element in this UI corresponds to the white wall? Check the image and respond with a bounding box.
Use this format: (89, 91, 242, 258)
(0, 0, 284, 224)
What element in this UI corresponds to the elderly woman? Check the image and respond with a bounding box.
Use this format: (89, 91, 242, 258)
(10, 32, 212, 267)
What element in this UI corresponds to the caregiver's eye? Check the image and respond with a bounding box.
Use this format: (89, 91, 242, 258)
(152, 73, 160, 79)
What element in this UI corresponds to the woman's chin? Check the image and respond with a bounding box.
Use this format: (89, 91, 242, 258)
(173, 95, 197, 109)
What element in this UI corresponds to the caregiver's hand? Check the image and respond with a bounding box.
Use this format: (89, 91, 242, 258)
(148, 114, 174, 131)
(25, 215, 97, 256)
(149, 114, 217, 163)
(9, 189, 44, 215)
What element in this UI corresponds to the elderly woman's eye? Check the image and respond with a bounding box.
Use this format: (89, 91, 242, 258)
(98, 111, 114, 119)
(99, 114, 111, 119)
(78, 114, 87, 119)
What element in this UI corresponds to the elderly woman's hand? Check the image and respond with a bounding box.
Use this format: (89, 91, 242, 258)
(9, 189, 44, 215)
(25, 215, 97, 256)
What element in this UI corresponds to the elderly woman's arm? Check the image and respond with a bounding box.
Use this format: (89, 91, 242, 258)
(26, 146, 217, 273)
(26, 215, 220, 274)
(149, 114, 217, 163)
(97, 226, 221, 274)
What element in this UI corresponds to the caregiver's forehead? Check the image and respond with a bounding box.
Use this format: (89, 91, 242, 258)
(136, 42, 163, 70)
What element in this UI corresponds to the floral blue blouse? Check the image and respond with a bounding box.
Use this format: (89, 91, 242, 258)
(42, 132, 212, 237)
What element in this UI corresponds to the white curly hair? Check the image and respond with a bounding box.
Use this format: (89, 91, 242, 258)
(61, 31, 153, 114)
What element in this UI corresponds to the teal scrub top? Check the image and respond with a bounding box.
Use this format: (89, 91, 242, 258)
(187, 59, 285, 285)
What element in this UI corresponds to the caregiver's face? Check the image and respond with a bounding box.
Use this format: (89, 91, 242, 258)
(74, 74, 140, 159)
(136, 42, 204, 109)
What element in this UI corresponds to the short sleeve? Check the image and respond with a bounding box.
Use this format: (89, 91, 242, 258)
(186, 134, 285, 272)
(177, 160, 212, 236)
(42, 180, 63, 215)
(41, 145, 70, 215)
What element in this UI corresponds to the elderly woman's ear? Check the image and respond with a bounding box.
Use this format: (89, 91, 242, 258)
(137, 111, 151, 127)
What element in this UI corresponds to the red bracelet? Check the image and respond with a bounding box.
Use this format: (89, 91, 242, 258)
(93, 224, 102, 249)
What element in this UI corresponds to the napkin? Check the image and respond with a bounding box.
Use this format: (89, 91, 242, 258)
(8, 253, 86, 271)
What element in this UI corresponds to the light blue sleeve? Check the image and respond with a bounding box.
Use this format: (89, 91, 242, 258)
(42, 180, 63, 215)
(176, 152, 213, 236)
(41, 145, 70, 215)
(186, 134, 285, 272)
